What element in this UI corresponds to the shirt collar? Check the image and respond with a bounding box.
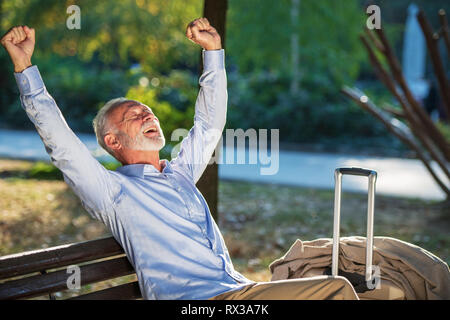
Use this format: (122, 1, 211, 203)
(116, 159, 172, 178)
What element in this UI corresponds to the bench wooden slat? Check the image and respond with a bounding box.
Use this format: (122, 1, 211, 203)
(0, 236, 123, 280)
(68, 281, 142, 300)
(0, 256, 135, 300)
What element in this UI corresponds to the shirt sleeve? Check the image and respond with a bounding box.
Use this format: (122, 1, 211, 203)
(170, 49, 227, 184)
(14, 66, 121, 223)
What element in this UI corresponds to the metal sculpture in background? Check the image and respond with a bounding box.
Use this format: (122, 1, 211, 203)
(341, 7, 450, 200)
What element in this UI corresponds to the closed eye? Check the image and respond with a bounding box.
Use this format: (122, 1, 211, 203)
(125, 115, 139, 121)
(122, 106, 155, 123)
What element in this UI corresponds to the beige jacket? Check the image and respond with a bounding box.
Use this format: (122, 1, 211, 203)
(269, 236, 450, 300)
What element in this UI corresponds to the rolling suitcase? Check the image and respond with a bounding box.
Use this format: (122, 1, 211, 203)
(270, 167, 449, 299)
(327, 167, 378, 293)
(326, 167, 405, 299)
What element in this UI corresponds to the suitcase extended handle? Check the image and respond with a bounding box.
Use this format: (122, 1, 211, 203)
(332, 167, 377, 282)
(336, 167, 377, 177)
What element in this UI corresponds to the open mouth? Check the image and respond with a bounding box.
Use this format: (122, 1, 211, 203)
(142, 126, 160, 137)
(143, 127, 157, 134)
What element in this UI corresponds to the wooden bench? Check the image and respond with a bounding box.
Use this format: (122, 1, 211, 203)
(0, 236, 142, 300)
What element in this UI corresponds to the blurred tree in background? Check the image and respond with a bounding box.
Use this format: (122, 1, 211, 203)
(227, 0, 365, 82)
(0, 0, 202, 133)
(2, 0, 202, 72)
(225, 0, 387, 145)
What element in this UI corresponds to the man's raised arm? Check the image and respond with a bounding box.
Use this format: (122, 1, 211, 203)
(1, 26, 120, 224)
(171, 18, 227, 184)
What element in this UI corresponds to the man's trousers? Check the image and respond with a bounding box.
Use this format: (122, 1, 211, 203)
(210, 275, 359, 300)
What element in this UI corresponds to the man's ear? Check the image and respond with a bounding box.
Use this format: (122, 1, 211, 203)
(104, 133, 121, 151)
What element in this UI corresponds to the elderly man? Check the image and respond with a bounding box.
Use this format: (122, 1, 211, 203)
(1, 19, 358, 300)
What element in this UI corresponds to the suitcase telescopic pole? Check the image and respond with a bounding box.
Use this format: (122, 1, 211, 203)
(332, 167, 377, 283)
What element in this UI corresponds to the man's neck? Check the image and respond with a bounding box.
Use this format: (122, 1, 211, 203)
(120, 150, 163, 172)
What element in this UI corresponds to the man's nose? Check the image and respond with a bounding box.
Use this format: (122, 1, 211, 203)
(142, 113, 155, 122)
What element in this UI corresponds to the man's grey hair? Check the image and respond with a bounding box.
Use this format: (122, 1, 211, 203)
(93, 97, 134, 157)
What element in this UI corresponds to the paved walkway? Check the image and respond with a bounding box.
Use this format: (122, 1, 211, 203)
(0, 129, 448, 201)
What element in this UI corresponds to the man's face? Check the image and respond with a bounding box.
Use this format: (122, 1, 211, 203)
(107, 101, 165, 152)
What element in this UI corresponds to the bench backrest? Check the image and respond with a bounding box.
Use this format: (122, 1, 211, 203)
(0, 236, 142, 300)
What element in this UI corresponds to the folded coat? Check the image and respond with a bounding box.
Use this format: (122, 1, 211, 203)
(269, 236, 450, 300)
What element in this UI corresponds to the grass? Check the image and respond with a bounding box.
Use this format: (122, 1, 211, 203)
(0, 158, 449, 297)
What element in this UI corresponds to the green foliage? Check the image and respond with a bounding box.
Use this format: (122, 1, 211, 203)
(126, 86, 186, 138)
(436, 122, 450, 142)
(125, 69, 198, 144)
(226, 0, 291, 74)
(101, 161, 121, 171)
(0, 53, 132, 132)
(2, 0, 202, 73)
(40, 54, 131, 132)
(0, 49, 31, 130)
(223, 0, 394, 145)
(28, 161, 63, 180)
(27, 160, 131, 180)
(1, 0, 203, 133)
(227, 0, 366, 84)
(226, 70, 390, 143)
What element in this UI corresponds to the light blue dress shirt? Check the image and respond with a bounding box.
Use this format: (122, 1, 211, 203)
(14, 49, 254, 300)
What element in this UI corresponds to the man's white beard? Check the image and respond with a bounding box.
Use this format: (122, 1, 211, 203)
(119, 124, 166, 151)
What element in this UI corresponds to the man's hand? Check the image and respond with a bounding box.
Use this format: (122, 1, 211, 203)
(1, 25, 35, 73)
(186, 18, 221, 51)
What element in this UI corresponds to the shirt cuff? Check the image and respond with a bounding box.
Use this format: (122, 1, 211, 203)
(202, 49, 225, 72)
(14, 65, 45, 96)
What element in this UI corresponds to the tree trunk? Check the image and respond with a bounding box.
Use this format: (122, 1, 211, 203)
(290, 0, 300, 96)
(196, 0, 228, 223)
(0, 0, 8, 113)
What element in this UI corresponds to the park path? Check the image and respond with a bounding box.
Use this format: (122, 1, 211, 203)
(0, 128, 448, 201)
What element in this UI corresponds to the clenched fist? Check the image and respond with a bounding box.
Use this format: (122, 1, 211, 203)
(186, 18, 221, 51)
(1, 25, 35, 73)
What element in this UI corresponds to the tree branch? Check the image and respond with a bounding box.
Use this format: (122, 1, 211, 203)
(373, 27, 450, 161)
(417, 10, 450, 121)
(438, 9, 450, 60)
(359, 34, 449, 173)
(380, 103, 405, 119)
(341, 86, 450, 198)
